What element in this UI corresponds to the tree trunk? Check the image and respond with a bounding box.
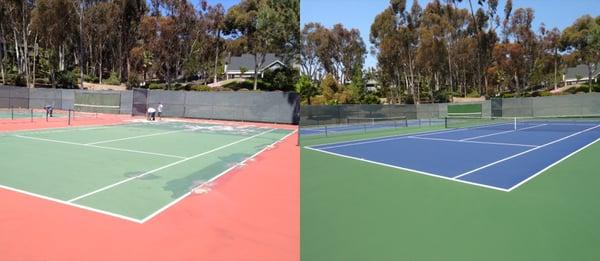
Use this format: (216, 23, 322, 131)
(514, 72, 520, 95)
(79, 0, 85, 89)
(588, 63, 593, 93)
(448, 51, 453, 93)
(252, 53, 265, 91)
(21, 2, 31, 88)
(554, 49, 558, 90)
(0, 24, 5, 85)
(51, 68, 56, 88)
(13, 30, 20, 73)
(32, 35, 38, 87)
(99, 60, 103, 84)
(213, 30, 221, 84)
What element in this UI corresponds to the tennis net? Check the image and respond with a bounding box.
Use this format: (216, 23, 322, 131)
(346, 116, 408, 128)
(445, 115, 600, 132)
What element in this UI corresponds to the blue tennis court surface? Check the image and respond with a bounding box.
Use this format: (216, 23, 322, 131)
(306, 120, 600, 191)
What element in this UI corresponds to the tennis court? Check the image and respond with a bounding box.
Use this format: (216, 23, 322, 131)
(306, 116, 600, 191)
(0, 120, 293, 223)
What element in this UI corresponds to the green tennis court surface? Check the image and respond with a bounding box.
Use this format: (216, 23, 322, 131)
(0, 121, 292, 223)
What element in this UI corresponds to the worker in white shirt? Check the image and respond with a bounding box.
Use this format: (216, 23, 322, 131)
(157, 103, 164, 120)
(147, 107, 157, 121)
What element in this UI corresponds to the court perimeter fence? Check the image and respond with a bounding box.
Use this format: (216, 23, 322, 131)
(0, 85, 300, 124)
(300, 93, 600, 126)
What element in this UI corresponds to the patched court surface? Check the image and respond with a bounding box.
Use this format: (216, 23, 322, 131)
(0, 120, 293, 223)
(1, 117, 299, 260)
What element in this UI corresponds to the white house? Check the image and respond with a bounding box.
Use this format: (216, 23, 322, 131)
(563, 64, 600, 85)
(224, 53, 285, 80)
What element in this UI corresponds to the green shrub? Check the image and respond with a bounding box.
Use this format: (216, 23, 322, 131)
(84, 74, 99, 83)
(433, 89, 451, 103)
(212, 87, 233, 92)
(531, 90, 553, 97)
(360, 93, 380, 104)
(11, 73, 27, 86)
(55, 70, 78, 88)
(467, 89, 481, 98)
(148, 83, 165, 90)
(191, 85, 212, 91)
(501, 92, 515, 98)
(127, 77, 140, 89)
(404, 95, 415, 104)
(104, 72, 120, 85)
(223, 80, 267, 90)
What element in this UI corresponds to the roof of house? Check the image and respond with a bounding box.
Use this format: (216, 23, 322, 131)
(226, 54, 284, 72)
(564, 64, 600, 80)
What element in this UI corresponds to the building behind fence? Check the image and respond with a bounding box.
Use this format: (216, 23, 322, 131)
(0, 86, 300, 124)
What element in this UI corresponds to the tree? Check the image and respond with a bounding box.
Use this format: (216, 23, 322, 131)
(205, 2, 225, 84)
(561, 15, 599, 93)
(301, 22, 325, 81)
(295, 75, 317, 104)
(320, 73, 339, 102)
(225, 0, 299, 90)
(116, 0, 147, 83)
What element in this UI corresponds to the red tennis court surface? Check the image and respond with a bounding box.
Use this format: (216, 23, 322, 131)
(0, 115, 299, 261)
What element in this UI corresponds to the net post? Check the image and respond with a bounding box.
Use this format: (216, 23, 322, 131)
(514, 117, 517, 131)
(30, 109, 33, 122)
(68, 109, 72, 125)
(405, 117, 409, 127)
(11, 107, 14, 120)
(324, 125, 328, 136)
(444, 117, 448, 128)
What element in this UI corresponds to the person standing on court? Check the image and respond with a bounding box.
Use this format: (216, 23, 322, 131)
(147, 107, 157, 121)
(44, 104, 54, 117)
(157, 102, 164, 120)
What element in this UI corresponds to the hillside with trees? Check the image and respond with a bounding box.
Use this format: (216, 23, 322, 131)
(299, 0, 600, 105)
(0, 0, 299, 91)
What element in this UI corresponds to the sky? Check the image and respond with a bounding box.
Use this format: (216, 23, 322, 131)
(301, 0, 600, 69)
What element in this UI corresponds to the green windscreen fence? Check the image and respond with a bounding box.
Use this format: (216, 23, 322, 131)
(74, 92, 121, 114)
(447, 104, 482, 117)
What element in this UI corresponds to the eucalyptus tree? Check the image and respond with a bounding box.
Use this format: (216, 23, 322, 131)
(561, 15, 600, 93)
(225, 0, 299, 90)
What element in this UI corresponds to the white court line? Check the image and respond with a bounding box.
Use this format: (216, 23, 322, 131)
(453, 124, 600, 180)
(67, 128, 276, 203)
(0, 184, 143, 223)
(408, 136, 538, 148)
(461, 124, 547, 141)
(14, 135, 186, 159)
(25, 126, 113, 134)
(507, 137, 600, 191)
(304, 146, 509, 192)
(86, 129, 190, 145)
(139, 129, 297, 223)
